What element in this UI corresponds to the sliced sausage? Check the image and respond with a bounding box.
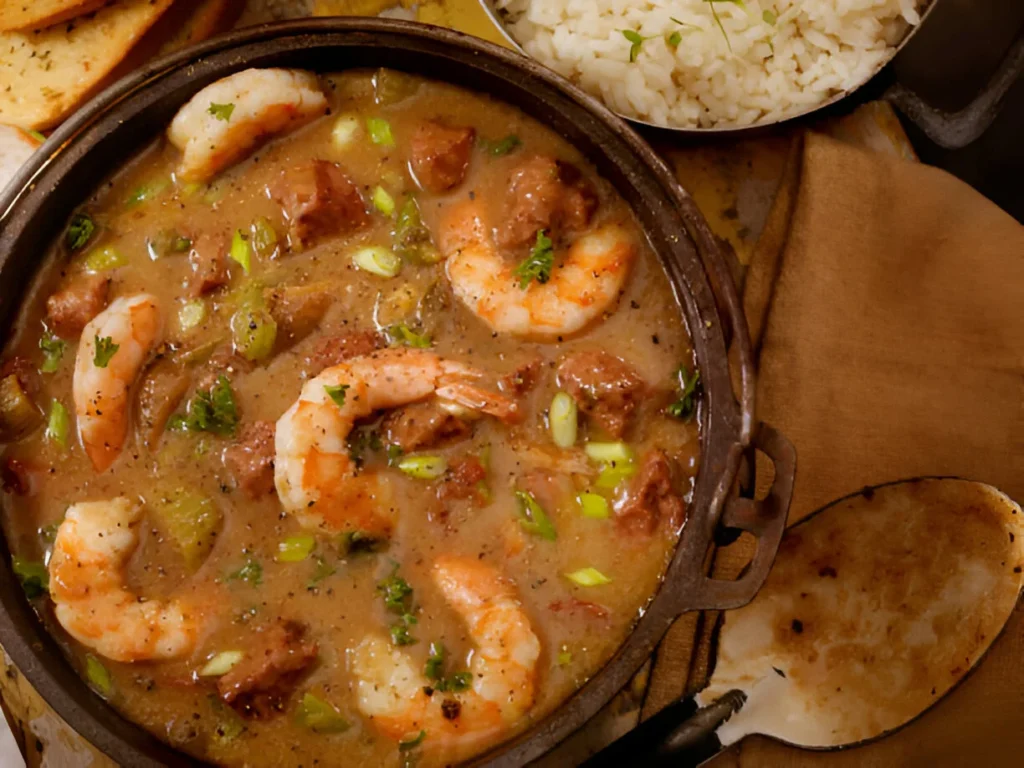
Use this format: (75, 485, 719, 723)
(556, 351, 645, 438)
(0, 356, 40, 398)
(136, 358, 190, 449)
(549, 597, 610, 620)
(224, 421, 276, 499)
(382, 400, 470, 452)
(1, 458, 37, 497)
(218, 620, 318, 718)
(499, 358, 544, 396)
(45, 274, 109, 338)
(615, 450, 687, 535)
(264, 283, 332, 348)
(308, 330, 382, 375)
(187, 232, 229, 297)
(409, 120, 475, 193)
(270, 160, 368, 248)
(498, 155, 598, 249)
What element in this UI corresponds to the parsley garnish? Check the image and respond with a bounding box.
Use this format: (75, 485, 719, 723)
(208, 102, 235, 121)
(378, 565, 417, 645)
(92, 335, 118, 368)
(425, 642, 445, 680)
(307, 555, 336, 589)
(513, 229, 554, 289)
(703, 0, 747, 52)
(65, 212, 95, 251)
(620, 29, 657, 62)
(12, 557, 48, 599)
(39, 332, 66, 373)
(489, 134, 521, 156)
(667, 364, 701, 421)
(171, 375, 239, 436)
(668, 16, 701, 47)
(387, 323, 431, 349)
(324, 383, 350, 408)
(226, 558, 262, 586)
(423, 644, 473, 692)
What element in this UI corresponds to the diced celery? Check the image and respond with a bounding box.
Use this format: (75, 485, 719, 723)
(85, 655, 113, 696)
(296, 693, 350, 734)
(584, 442, 634, 464)
(372, 186, 395, 216)
(353, 246, 401, 278)
(229, 229, 251, 274)
(366, 117, 395, 147)
(565, 567, 612, 587)
(230, 307, 277, 361)
(178, 300, 206, 332)
(577, 492, 609, 519)
(150, 489, 222, 570)
(398, 455, 446, 480)
(0, 375, 39, 439)
(45, 400, 69, 449)
(12, 557, 48, 598)
(199, 650, 244, 677)
(331, 115, 361, 150)
(83, 246, 127, 272)
(549, 392, 578, 449)
(277, 534, 316, 563)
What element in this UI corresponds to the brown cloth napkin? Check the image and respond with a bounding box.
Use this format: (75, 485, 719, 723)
(644, 132, 1024, 766)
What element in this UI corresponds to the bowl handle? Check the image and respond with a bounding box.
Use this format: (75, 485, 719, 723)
(687, 422, 796, 611)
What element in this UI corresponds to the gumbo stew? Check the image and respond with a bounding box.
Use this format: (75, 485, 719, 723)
(0, 67, 700, 766)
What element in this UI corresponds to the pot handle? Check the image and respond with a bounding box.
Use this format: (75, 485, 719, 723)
(685, 422, 795, 611)
(884, 30, 1024, 149)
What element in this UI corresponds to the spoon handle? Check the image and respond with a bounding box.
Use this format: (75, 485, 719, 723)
(581, 690, 746, 768)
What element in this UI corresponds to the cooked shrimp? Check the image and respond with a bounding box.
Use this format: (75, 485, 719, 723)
(48, 498, 199, 662)
(440, 200, 636, 339)
(168, 68, 328, 182)
(351, 556, 540, 752)
(274, 349, 518, 534)
(73, 294, 162, 472)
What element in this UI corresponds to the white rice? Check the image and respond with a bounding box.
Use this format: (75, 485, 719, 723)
(493, 0, 926, 128)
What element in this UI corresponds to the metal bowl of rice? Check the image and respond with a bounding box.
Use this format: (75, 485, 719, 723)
(480, 0, 933, 132)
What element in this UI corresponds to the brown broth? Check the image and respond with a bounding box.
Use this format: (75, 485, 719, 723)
(0, 71, 699, 767)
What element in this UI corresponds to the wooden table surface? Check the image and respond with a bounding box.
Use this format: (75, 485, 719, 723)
(0, 1, 922, 766)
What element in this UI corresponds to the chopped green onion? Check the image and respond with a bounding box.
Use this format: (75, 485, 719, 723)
(515, 490, 557, 541)
(45, 400, 69, 449)
(398, 730, 426, 751)
(85, 655, 113, 696)
(277, 534, 316, 563)
(324, 383, 349, 408)
(308, 555, 336, 588)
(230, 307, 277, 361)
(208, 102, 234, 121)
(549, 391, 578, 449)
(565, 567, 612, 587)
(372, 186, 396, 216)
(65, 212, 95, 251)
(489, 135, 521, 156)
(668, 30, 683, 46)
(557, 648, 573, 666)
(12, 556, 48, 599)
(394, 196, 441, 264)
(424, 642, 445, 680)
(296, 692, 350, 734)
(83, 246, 127, 272)
(226, 558, 262, 586)
(27, 129, 46, 143)
(577, 492, 609, 519)
(386, 323, 431, 349)
(39, 333, 66, 373)
(178, 299, 206, 332)
(146, 229, 191, 260)
(229, 229, 251, 274)
(331, 114, 361, 150)
(398, 455, 447, 480)
(125, 179, 169, 207)
(353, 246, 401, 278)
(667, 364, 701, 421)
(199, 650, 244, 677)
(250, 217, 278, 258)
(366, 117, 395, 147)
(595, 463, 637, 490)
(93, 335, 119, 368)
(514, 229, 554, 289)
(584, 442, 634, 464)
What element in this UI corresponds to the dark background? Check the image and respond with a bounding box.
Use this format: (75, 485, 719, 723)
(893, 0, 1024, 221)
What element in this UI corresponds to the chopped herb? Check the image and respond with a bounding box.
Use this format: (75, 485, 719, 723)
(209, 694, 247, 742)
(125, 179, 169, 207)
(93, 335, 119, 368)
(763, 8, 777, 24)
(45, 400, 69, 449)
(277, 534, 316, 563)
(702, 0, 746, 52)
(85, 655, 113, 696)
(398, 730, 426, 751)
(27, 129, 46, 143)
(378, 568, 413, 612)
(226, 558, 262, 586)
(12, 556, 48, 599)
(208, 102, 235, 121)
(394, 196, 441, 265)
(424, 642, 445, 680)
(39, 333, 65, 373)
(372, 186, 396, 216)
(250, 217, 278, 258)
(577, 492, 610, 519)
(296, 692, 350, 734)
(666, 364, 701, 421)
(557, 648, 573, 666)
(229, 229, 251, 274)
(489, 134, 521, 156)
(390, 623, 416, 646)
(386, 444, 404, 466)
(387, 323, 431, 349)
(366, 117, 395, 147)
(565, 567, 613, 587)
(83, 246, 127, 272)
(515, 490, 557, 541)
(199, 650, 244, 677)
(437, 671, 472, 693)
(39, 521, 61, 544)
(620, 29, 656, 63)
(174, 375, 238, 436)
(668, 30, 682, 47)
(397, 455, 446, 480)
(308, 555, 336, 588)
(513, 229, 554, 289)
(423, 642, 471, 691)
(324, 383, 350, 408)
(65, 212, 95, 251)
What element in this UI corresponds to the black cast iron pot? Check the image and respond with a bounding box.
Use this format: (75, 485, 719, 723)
(0, 19, 795, 767)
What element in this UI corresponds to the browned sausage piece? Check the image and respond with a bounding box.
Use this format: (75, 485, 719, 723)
(308, 330, 383, 375)
(45, 273, 109, 338)
(270, 160, 368, 248)
(497, 155, 598, 249)
(382, 400, 470, 452)
(615, 450, 687, 535)
(136, 359, 190, 449)
(556, 351, 644, 438)
(499, 358, 544, 396)
(217, 620, 318, 718)
(548, 597, 610, 620)
(224, 421, 276, 498)
(437, 456, 487, 503)
(187, 232, 229, 297)
(409, 120, 475, 193)
(1, 458, 37, 496)
(0, 356, 40, 398)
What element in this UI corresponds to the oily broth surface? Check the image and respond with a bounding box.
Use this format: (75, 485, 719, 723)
(0, 72, 699, 766)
